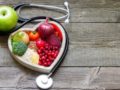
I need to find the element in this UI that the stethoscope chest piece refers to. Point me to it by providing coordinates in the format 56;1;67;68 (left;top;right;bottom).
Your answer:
36;74;53;89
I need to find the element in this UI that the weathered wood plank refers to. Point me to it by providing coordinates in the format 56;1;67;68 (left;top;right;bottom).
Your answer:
1;0;120;8
0;88;104;90
0;88;85;90
67;23;120;43
90;67;120;89
0;67;27;88
0;67;99;89
71;8;120;23
1;67;120;89
19;7;120;23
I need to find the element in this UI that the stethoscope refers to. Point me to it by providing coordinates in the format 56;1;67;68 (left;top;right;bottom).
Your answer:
8;2;70;89
14;1;70;23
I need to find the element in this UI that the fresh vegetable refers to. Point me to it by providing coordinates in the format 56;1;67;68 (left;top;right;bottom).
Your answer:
51;23;62;41
36;39;46;49
46;34;61;48
29;31;39;41
12;31;29;44
12;41;27;56
37;18;54;39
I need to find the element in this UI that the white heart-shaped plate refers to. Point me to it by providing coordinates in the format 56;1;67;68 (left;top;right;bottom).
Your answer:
8;21;67;73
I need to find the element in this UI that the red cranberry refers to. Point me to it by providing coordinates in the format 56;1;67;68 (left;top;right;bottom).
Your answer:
48;52;51;56
39;60;43;65
41;56;46;60
55;46;59;50
51;52;55;56
50;57;54;61
55;51;59;55
37;49;41;54
43;62;48;66
45;43;49;46
44;50;48;54
39;53;43;57
53;53;57;58
40;47;44;50
46;59;50;62
49;50;52;53
47;61;51;66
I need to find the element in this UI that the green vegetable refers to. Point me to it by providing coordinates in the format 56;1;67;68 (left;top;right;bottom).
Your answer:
12;41;27;56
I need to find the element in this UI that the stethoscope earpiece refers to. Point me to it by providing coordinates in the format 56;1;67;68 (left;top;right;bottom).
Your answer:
65;19;69;24
64;1;68;7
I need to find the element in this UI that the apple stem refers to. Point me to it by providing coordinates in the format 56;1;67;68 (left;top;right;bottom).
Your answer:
2;11;6;16
45;17;49;23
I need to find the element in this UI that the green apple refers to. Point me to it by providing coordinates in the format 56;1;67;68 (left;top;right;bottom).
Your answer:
12;31;29;44
0;6;18;32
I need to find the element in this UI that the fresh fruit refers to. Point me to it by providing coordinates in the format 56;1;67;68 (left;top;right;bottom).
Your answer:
12;41;27;56
31;52;39;64
37;43;59;67
12;31;29;44
29;31;40;41
0;6;18;32
37;18;54;39
51;23;62;41
46;34;61;48
21;48;39;64
36;39;46;49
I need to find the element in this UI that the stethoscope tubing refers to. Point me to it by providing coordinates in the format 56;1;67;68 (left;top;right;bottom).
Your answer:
48;19;69;76
14;2;70;23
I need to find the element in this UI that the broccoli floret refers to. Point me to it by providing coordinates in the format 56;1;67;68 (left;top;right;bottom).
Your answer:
12;41;27;56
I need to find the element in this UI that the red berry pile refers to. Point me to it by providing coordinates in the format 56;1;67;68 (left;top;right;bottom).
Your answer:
37;41;59;67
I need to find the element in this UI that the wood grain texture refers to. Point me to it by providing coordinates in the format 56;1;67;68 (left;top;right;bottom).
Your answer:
0;88;104;90
1;0;120;8
0;67;103;89
1;0;120;90
0;67;120;90
17;7;120;23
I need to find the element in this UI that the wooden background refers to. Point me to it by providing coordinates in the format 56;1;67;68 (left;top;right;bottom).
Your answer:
1;0;120;90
